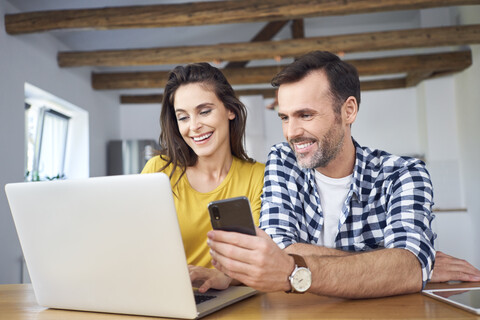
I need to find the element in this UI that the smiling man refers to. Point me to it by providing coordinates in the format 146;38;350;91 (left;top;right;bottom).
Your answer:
207;51;480;298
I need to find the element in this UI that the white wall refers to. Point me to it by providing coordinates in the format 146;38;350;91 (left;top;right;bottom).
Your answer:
0;2;121;284
119;104;161;141
454;43;480;267
353;88;421;156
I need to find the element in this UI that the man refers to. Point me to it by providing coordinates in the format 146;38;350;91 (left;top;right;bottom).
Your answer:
207;51;480;298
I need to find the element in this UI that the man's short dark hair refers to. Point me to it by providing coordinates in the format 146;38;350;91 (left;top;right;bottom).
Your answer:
271;51;361;112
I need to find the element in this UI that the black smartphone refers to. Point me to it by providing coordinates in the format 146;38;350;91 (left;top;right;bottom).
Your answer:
208;196;256;236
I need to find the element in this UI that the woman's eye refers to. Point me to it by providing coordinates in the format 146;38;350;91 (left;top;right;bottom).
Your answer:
200;109;211;116
177;115;188;122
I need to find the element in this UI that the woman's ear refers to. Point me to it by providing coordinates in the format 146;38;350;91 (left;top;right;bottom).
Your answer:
343;97;358;125
228;110;236;120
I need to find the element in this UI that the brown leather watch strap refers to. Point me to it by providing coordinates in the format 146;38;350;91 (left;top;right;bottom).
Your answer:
289;254;307;268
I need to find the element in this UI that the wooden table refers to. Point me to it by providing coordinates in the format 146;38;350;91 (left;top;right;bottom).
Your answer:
1;282;479;319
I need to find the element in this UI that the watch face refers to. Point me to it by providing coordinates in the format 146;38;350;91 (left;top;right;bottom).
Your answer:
292;267;312;292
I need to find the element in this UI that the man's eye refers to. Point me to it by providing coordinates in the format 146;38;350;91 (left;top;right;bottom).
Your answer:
301;114;312;119
279;116;288;122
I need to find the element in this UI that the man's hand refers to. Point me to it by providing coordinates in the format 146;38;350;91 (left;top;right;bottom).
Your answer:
207;227;294;292
189;265;233;293
430;251;480;283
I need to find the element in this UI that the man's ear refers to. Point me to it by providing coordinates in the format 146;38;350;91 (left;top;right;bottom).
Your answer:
343;96;358;125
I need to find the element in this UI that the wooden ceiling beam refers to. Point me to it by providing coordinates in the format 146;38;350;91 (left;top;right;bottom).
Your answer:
92;50;471;90
361;78;407;91
119;77;409;104
93;71;169;90
405;71;434;87
6;0;480;35
291;19;305;39
59;24;480;67
120;94;163;104
225;20;289;69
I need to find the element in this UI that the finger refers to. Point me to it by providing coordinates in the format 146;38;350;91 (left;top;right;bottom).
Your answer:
198;280;212;293
189;269;204;283
207;230;258;250
212;259;255;288
208;238;259;266
189;266;211;283
210;247;256;279
448;271;480;282
188;265;197;272
438;257;480;276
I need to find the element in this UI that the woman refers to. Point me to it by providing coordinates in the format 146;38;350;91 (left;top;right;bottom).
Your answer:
142;63;265;292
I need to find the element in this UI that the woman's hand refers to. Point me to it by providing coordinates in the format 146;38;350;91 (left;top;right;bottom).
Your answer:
189;265;233;293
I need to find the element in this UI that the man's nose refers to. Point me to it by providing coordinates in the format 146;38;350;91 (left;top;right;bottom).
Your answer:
285;118;303;141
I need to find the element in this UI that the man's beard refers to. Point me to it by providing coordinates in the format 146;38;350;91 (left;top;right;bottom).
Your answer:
291;121;345;170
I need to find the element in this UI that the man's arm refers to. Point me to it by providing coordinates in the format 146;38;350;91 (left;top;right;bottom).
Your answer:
207;228;422;298
284;243;352;257
303;247;422;298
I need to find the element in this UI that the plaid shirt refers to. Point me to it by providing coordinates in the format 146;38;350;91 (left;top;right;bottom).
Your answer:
260;140;436;287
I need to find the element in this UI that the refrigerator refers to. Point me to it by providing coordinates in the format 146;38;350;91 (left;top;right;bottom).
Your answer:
107;140;159;175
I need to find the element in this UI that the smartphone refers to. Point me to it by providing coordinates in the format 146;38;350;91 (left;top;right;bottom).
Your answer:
208;196;256;236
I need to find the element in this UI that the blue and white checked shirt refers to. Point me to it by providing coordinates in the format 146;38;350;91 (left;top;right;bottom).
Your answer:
260;140;436;287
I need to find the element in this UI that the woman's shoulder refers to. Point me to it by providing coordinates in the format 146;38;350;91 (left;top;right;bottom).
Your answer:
141;155;172;174
233;157;265;175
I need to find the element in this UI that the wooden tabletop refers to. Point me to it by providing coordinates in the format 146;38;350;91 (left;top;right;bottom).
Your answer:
1;282;479;320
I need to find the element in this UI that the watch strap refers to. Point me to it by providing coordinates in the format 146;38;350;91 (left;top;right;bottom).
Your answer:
289;253;307;268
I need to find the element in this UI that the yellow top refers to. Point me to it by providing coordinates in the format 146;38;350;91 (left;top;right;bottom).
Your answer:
141;156;265;268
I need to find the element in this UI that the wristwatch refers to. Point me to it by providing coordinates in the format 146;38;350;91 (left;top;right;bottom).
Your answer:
287;254;312;293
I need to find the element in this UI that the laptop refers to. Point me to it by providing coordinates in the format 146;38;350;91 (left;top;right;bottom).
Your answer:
5;173;256;319
423;287;480;315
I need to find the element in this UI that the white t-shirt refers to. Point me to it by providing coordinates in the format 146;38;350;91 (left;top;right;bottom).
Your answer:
314;170;352;248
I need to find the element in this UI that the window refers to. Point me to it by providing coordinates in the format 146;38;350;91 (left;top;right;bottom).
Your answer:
24;83;89;181
25;105;70;181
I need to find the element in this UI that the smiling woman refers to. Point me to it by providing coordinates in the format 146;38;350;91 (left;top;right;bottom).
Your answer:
141;63;265;293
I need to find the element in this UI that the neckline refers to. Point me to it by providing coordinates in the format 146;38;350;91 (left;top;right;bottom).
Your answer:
184;156;238;195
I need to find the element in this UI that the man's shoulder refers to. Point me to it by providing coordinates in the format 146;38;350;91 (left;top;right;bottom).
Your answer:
356;143;428;179
268;142;296;162
265;142;308;183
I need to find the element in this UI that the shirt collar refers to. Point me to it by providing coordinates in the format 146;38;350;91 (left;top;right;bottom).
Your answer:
303;138;365;201
351;138;366;201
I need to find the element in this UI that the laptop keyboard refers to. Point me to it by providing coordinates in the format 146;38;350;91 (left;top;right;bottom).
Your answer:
194;294;217;305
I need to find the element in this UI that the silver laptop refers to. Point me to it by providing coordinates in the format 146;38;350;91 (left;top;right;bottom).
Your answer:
5;173;256;319
423;287;480;315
